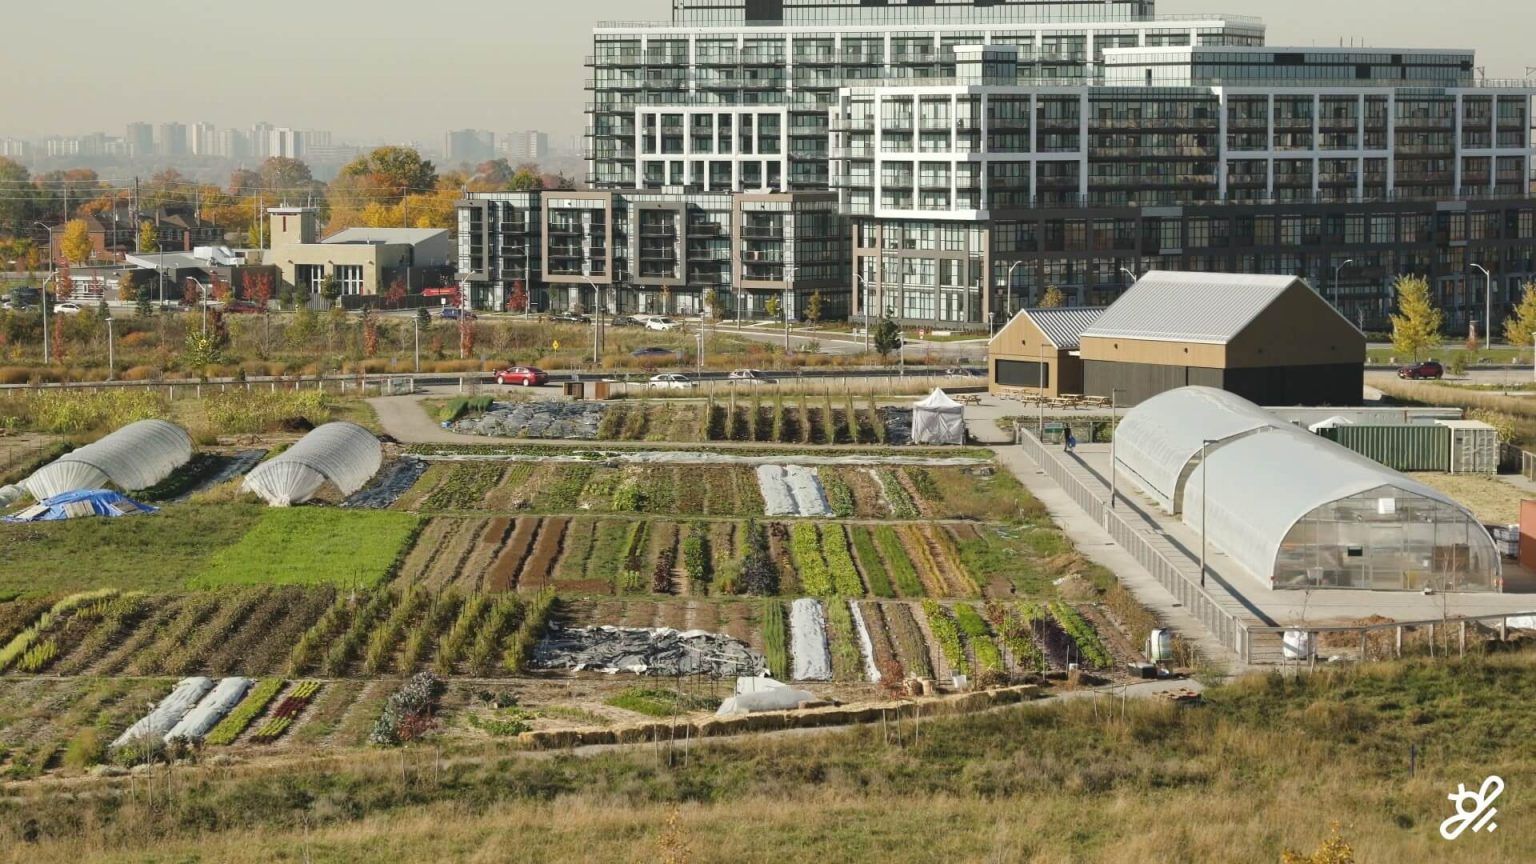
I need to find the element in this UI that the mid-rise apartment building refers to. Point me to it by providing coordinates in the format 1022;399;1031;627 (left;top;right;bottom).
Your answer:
456;0;1534;333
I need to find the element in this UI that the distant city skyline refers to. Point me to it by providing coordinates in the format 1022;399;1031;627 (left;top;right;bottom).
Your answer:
1;0;1531;144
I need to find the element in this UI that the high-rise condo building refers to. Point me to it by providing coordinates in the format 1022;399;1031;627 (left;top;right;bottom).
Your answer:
456;0;1534;333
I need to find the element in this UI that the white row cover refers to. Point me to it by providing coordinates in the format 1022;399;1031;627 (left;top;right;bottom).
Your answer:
755;465;831;517
1114;386;1286;513
847;601;882;683
789;598;832;681
165;677;253;742
24;419;192;501
111;677;214;749
243;422;382;506
716;676;818;715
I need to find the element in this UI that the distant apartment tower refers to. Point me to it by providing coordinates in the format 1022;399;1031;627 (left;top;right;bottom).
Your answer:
445;129;495;164
502;131;549;160
0;139;29;158
251;122;275;159
268;128;304;160
125;122;154;157
215;128;249;160
190;122;218;157
156;122;187;157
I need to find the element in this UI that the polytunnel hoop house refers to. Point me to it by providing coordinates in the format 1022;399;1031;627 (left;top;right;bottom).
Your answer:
20;419;193;501
1115;387;1501;592
242;422;382;507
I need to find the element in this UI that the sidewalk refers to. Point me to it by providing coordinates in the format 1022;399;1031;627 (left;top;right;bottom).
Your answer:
964;413;1249;669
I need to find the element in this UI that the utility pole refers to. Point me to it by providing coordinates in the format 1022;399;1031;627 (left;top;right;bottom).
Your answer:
133;177;141;253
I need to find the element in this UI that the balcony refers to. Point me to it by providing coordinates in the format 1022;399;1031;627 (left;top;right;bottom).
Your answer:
881;118;915;132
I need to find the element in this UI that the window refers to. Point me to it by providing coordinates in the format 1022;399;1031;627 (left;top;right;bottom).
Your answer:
335;265;365;296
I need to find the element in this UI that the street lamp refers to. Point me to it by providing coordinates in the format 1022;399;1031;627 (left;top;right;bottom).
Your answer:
1119;267;1137;284
1332;259;1354;307
854;272;873;352
782;264;795;355
32;222;55;364
105;317;115;381
1005;260;1024;315
1471;263;1492;345
1109;388;1124;510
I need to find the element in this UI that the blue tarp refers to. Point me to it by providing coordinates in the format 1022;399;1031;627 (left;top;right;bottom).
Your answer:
3;489;158;523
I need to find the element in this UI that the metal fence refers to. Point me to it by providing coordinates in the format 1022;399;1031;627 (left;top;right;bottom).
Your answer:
1016;427;1261;663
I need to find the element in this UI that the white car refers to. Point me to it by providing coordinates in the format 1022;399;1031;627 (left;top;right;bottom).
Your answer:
52;302;83;315
645;316;681;331
646;373;696;390
727;369;777;384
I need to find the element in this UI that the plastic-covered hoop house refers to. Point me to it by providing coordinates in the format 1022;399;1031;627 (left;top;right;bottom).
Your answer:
22;419;192;500
1116;387;1500;592
242;422;382;506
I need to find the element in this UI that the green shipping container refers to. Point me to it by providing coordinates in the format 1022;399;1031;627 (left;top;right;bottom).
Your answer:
1317;425;1450;471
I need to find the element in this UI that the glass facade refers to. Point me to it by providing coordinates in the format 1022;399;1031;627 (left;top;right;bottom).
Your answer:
453;0;1534;327
1275;485;1500;592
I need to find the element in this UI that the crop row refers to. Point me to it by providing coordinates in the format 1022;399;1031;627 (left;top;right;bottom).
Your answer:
251;681;322;744
205;678;286;745
1049;602;1113;669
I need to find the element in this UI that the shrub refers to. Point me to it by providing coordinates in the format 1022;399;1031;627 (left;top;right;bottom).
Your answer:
369;672;445;746
61;727;107;770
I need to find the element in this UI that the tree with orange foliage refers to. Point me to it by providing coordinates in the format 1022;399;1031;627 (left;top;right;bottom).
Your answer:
459;314;475;358
384;274;408;309
362;309;379;357
508;280;529;314
209;274;232;303
242;269;274;310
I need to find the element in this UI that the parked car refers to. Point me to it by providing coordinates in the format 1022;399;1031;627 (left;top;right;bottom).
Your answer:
646;373;696;390
494;365;549;387
52;302;83;315
439;307;475;320
727;368;777;384
610;315;641;327
550;312;591;324
224;300;263;314
645;316;681;331
1397;360;1444;380
630;346;677;359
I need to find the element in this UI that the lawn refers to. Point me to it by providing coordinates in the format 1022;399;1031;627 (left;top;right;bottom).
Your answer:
1407;471;1524;524
190;508;420;589
0;503;264;595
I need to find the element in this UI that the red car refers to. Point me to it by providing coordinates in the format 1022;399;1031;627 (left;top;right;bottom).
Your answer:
1397;360;1444;380
494;365;548;387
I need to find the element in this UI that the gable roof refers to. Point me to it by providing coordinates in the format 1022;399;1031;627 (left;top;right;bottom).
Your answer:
1027;306;1105;349
1080;271;1303;345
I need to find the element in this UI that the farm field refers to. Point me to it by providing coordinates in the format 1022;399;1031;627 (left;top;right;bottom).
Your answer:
392;460;1022;522
448;393;917;444
387;515;1073;600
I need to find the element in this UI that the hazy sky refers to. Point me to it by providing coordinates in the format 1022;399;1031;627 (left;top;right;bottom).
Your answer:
2;0;1528;145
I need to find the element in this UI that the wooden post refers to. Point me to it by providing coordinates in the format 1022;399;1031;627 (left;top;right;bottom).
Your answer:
1500;617;1508;642
1460;620;1466;657
1395;625;1403;658
1428;623;1435;657
1359;629;1368;662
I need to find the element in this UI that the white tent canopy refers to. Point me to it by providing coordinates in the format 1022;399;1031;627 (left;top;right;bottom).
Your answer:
242;422;381;506
912;389;965;445
22;419;192;500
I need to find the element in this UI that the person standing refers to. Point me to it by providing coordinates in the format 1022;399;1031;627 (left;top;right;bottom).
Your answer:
1065;430;1077;453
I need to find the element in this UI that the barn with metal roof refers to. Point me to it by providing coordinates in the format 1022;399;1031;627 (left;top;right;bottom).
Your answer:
1118;387;1501;592
986;306;1105;397
1078;271;1365;406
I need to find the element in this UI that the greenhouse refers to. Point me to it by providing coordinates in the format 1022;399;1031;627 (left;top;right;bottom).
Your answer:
1113;386;1288;514
19;419;193;501
242;422;382;507
1116;387;1500;592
